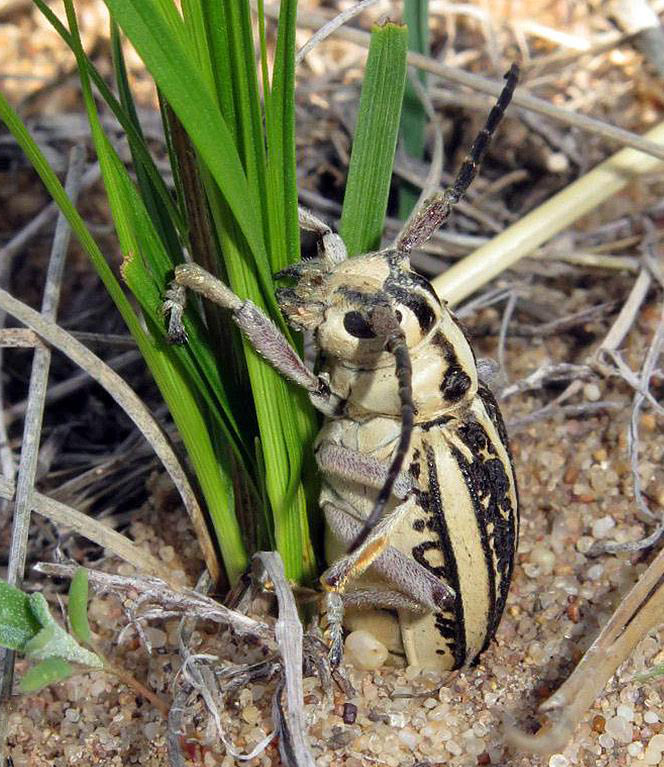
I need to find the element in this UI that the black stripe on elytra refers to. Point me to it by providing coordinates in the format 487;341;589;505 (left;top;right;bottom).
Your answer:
422;443;467;668
452;414;517;653
431;332;472;403
450;443;497;655
477;384;520;542
419;413;454;431
383;283;436;333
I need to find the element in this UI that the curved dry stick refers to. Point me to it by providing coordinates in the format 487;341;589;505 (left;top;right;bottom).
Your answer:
0;287;220;583
506;544;664;754
0;476;174;582
267;3;664;161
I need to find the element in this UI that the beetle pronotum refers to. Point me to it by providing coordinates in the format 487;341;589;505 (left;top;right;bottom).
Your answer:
164;64;519;671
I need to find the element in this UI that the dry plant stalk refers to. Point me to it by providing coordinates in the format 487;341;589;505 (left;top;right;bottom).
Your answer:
506;544;664;754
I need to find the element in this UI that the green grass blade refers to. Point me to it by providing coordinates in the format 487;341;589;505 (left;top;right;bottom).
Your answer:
205;189;317;583
33;0;186;240
110;22;182;261
102;0;268;273
63;1;248;583
399;0;429;219
67;568;91;645
340;22;408;256
264;0;299;273
218;0;268;238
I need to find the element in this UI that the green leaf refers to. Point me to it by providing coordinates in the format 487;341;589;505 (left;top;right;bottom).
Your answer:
340;22;408;256
68;568;91;644
264;0;299;273
0;581;40;651
110;21;182;261
102;0;269;273
25;593;102;668
19;657;75;693
33;0;186;241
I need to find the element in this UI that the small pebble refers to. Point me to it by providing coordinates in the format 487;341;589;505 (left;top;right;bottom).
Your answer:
592;715;606;733
645;711;660;724
158;545;175;562
576;536;594;554
648;733;664;751
546;152;569;173
592;516;615;539
548;755;568;767
241;705;260;725
598;733;614;750
627;742;643;757
529;545;555;575
604;715;632;744
584;383;601;402
586;564;604;581
344;631;388;671
387;712;407;728
343;703;357;725
645;733;664;765
617;704;634;721
446;739;462;756
397;728;417;750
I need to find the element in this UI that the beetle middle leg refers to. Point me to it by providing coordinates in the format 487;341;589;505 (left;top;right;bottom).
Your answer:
322;500;454;611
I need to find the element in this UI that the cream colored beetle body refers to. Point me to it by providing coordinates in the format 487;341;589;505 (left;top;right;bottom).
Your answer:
310;251;518;669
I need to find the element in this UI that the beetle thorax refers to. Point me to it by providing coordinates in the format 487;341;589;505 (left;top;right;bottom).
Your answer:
324;308;478;420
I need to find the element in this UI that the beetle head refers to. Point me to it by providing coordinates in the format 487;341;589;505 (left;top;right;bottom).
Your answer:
276;248;445;362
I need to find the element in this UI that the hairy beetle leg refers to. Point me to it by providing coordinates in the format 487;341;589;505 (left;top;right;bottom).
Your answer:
162;263;342;407
163;282;189;345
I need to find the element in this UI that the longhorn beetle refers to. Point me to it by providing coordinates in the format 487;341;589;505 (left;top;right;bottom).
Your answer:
164;64;519;671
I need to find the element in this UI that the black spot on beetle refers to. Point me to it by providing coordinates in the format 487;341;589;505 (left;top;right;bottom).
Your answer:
384;284;436;333
343;311;376;339
441;368;472;402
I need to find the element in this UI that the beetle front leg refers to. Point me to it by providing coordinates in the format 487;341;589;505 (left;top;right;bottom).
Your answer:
163;263;341;412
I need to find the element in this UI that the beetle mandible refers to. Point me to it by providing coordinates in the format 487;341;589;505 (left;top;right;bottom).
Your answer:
164;64;520;671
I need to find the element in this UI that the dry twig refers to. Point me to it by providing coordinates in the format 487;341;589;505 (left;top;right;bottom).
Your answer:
0;285;220;582
0;147;85;764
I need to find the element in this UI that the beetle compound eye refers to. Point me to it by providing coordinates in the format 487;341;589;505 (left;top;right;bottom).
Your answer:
343;311;377;339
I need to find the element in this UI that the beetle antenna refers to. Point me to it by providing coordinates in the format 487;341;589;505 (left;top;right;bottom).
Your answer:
397;63;519;253
349;304;415;553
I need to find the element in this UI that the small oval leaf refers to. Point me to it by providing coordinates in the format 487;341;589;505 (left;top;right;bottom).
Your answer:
68;568;91;644
19;657;74;693
0;580;41;651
